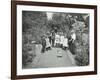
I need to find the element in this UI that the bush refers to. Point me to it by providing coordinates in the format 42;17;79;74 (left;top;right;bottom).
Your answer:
22;43;36;67
75;46;89;66
69;32;89;66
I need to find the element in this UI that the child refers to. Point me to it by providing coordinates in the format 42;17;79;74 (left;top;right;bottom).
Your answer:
55;33;60;47
45;36;51;51
41;35;46;53
60;33;64;48
63;36;68;50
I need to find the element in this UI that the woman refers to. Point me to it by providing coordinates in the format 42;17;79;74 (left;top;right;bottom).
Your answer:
51;30;55;47
70;30;76;43
45;35;51;51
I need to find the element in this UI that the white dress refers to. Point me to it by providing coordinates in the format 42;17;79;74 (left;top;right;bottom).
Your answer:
45;38;51;48
60;35;64;45
55;34;60;44
63;38;68;47
71;33;76;42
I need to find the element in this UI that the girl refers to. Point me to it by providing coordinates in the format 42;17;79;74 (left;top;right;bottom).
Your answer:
45;36;51;51
63;36;68;50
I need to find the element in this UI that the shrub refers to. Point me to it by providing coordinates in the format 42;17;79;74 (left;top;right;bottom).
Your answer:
22;43;36;67
75;46;89;66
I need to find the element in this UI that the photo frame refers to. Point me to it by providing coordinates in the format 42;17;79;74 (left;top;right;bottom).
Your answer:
11;1;97;80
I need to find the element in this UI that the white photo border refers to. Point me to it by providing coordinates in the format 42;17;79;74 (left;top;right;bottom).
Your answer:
17;5;94;75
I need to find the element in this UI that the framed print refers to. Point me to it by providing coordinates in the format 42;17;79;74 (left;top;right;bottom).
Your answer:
11;1;97;80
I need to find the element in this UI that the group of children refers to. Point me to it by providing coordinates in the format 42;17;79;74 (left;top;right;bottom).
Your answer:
55;32;68;50
41;30;76;53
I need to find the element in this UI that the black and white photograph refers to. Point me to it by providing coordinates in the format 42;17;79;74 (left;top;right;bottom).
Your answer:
22;11;90;69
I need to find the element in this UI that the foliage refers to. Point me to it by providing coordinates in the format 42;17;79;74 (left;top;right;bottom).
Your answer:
75;45;89;66
22;43;36;67
22;11;89;66
22;11;47;66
